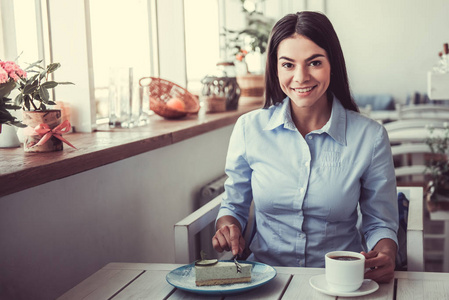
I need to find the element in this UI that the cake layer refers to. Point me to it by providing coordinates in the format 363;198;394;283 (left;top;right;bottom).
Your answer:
196;276;251;286
195;261;252;286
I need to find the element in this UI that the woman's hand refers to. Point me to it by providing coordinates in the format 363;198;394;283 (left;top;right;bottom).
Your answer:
212;216;245;256
362;238;397;283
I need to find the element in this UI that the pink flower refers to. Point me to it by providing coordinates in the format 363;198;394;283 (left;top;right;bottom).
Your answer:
0;67;8;84
0;60;26;83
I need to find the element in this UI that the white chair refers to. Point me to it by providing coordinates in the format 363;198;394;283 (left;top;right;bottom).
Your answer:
384;119;447;132
398;104;449;121
391;143;431;182
174;187;424;271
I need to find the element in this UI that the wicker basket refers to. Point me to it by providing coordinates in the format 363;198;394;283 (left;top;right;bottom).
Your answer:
139;77;200;119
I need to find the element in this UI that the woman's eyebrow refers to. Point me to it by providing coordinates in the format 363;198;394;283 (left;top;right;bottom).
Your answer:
278;53;325;62
305;54;325;62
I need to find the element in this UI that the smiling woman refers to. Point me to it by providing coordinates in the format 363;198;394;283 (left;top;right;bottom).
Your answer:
213;11;399;285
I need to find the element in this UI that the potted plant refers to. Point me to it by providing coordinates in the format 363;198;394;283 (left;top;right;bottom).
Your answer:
15;60;74;152
0;60;27;147
224;0;274;104
424;123;449;211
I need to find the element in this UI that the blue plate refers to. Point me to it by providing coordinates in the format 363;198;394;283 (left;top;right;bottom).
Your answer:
166;260;277;295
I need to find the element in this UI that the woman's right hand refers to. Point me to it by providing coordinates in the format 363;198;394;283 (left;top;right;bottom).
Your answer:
212;216;245;256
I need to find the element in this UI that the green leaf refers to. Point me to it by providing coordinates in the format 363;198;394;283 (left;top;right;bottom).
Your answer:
14;93;23;106
12;121;27;128
57;81;75;85
47;63;61;73
40;70;47;80
38;86;50;101
47;101;57;106
24;59;44;71
40;103;46;110
0;80;16;98
4;104;21;110
24;98;31;110
41;81;58;89
22;80;39;95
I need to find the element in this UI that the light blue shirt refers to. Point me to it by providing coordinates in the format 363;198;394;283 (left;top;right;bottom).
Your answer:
217;96;399;267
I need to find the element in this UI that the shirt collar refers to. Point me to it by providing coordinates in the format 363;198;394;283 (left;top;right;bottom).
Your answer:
264;97;297;131
264;95;347;146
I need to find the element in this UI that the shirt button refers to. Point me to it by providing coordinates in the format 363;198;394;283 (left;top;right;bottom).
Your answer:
300;188;305;194
305;161;310;167
308;136;313;140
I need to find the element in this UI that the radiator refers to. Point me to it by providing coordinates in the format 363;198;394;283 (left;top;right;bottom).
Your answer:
197;174;227;259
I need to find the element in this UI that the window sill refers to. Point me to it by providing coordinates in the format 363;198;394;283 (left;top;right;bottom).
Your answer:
0;104;260;198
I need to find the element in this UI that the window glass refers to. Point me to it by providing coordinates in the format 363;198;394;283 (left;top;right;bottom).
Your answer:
184;0;220;95
13;0;40;65
89;0;152;121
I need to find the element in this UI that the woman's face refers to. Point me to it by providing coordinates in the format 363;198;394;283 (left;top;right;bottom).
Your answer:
277;34;331;110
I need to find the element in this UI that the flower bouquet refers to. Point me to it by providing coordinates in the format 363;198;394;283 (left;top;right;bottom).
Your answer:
14;60;75;152
0;60;27;130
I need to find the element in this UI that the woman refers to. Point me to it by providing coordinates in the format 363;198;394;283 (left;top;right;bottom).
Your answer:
212;11;398;283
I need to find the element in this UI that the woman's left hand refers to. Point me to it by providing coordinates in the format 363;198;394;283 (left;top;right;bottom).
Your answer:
362;238;397;283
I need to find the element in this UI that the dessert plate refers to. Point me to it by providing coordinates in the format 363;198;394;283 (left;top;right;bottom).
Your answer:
166;261;277;295
309;274;379;297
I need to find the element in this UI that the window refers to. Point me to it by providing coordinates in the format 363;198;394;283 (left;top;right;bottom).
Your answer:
89;0;153;122
2;0;285;132
183;0;220;96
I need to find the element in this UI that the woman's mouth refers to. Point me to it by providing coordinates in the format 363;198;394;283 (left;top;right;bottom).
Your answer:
291;85;316;94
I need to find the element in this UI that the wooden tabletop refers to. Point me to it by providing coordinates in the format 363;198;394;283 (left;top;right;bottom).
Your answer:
0;104;260;198
57;263;449;300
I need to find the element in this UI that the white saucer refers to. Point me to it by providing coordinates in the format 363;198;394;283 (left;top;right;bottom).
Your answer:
309;274;379;297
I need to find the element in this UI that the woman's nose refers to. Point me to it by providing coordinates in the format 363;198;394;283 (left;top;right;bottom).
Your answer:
294;66;310;83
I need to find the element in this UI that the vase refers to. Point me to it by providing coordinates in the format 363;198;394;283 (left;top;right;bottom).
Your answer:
236;74;264;106
0;124;21;148
22;110;63;152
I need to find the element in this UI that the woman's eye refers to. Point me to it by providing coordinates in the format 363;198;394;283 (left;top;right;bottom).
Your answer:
281;62;294;69
309;60;322;67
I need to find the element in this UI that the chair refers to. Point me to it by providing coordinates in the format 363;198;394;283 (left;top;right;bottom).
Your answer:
384;119;448;133
398;104;449;121
174;187;424;271
391;143;431;183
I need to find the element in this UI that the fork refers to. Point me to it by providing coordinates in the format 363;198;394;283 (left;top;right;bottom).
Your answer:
233;255;242;273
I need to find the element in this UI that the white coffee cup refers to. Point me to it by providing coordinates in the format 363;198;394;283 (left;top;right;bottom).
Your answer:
325;251;365;292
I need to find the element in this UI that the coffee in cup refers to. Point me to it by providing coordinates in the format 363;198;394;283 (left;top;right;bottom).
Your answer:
325;251;365;292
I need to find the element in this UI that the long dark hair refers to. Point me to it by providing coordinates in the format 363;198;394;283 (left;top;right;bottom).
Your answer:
264;11;358;112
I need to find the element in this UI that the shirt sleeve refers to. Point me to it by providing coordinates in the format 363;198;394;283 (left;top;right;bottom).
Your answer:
216;116;253;230
359;125;399;251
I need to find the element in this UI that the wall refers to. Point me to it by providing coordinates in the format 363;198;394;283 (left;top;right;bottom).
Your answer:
255;0;449;103
0;125;233;300
326;0;449;103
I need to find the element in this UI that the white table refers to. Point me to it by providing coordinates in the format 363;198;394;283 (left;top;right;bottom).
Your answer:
57;263;449;299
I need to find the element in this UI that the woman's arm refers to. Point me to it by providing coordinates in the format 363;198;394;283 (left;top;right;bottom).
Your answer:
213;116;253;257
360;125;399;282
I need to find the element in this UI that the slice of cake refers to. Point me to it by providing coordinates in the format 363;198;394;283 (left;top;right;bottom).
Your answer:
195;260;252;286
